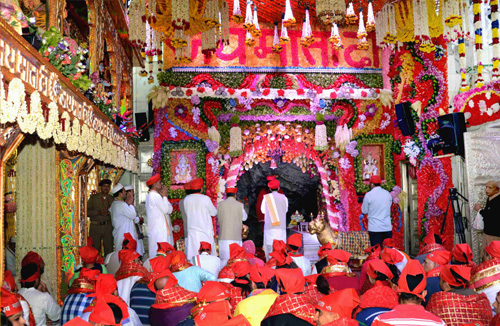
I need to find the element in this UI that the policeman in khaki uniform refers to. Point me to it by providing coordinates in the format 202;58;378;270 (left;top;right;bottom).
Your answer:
87;179;114;255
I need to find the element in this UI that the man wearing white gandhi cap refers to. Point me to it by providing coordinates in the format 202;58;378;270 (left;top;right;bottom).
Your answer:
109;183;144;255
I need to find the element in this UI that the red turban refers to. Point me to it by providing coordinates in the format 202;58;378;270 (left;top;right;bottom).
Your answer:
381;248;404;265
367;259;393;281
89;294;129;325
199;242;212;252
315;288;360;318
1;289;23;317
220;314;251;326
191;178;204;190
440;265;471;288
269;251;293;267
485;241;500;259
118;249;140;264
21;251;43;268
287;233;302;249
266;176;277;181
268;179;280;189
365;244;382;261
229;243;246;260
326;249;351;264
275;268;305;294
80;245;99;264
398;260;427;299
2;271;16;292
218;266;235;280
65;317;91;325
382;238;394;248
87;274;117;298
148;256;177;293
20;264;40;283
197;281;230;303
452;243;473;264
318;243;333;259
370;175;382;184
249;265;275;285
427;250;452;266
122;233;137;251
157;242;175;255
194;301;232;326
169;250;192;272
232;261;252;279
146;174;161;186
226;188;237;194
184;181;192;190
272;239;286;254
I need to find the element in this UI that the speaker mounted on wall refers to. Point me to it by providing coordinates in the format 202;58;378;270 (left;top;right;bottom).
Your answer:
395;102;416;136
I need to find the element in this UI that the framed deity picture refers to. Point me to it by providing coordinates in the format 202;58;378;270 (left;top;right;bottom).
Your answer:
170;150;197;186
354;134;395;193
360;144;385;182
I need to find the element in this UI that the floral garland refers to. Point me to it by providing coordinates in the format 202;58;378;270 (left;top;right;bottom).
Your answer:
492;0;500;80
473;0;484;87
1;77;22;124
18;91;40;134
353;134;396;193
37;102;58;140
160;140;208;199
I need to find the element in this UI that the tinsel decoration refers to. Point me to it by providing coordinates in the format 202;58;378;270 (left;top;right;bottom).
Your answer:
251;5;262;37
229;116;242;157
473;0;483;87
300;7;314;47
201;0;221;56
346;2;358;25
280;14;290;44
315;114;328;151
492;0;500;80
443;0;462;42
243;1;255;31
272;21;283;53
219;0;230;46
375;4;397;47
414;0;435;53
316;0;346;26
366;0;376;32
283;0;296;28
329;23;343;50
245;31;255;47
172;0;190;31
231;0;243;24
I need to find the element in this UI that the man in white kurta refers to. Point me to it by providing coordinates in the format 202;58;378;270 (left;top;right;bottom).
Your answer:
184;178;217;260
261;179;288;260
145;174;173;258
217;187;248;265
109;183;144;256
191;241;222;277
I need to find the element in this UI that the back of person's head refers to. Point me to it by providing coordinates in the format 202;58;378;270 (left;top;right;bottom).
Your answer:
20;263;39;288
1;311;10;326
231;276;253;297
276;261;299;269
108;303;123;325
316;275;330;295
398;292;423;304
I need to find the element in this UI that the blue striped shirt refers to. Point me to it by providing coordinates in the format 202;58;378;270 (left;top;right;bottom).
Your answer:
130;282;155;326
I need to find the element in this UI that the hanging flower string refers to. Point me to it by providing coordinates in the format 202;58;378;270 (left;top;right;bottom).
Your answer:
346;2;358;25
458;0;470;91
272;21;283;53
473;0;484;87
251;5;262;37
231;0;243;24
243;1;255;31
300;7;314;48
366;0;376;32
357;8;369;50
283;0;296;28
329;23;343;50
280;14;290;44
492;0;500;80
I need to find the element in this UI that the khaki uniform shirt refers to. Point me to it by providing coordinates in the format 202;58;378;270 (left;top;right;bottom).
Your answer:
87;193;114;222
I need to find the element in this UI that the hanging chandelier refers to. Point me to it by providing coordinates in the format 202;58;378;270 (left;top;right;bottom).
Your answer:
316;0;347;26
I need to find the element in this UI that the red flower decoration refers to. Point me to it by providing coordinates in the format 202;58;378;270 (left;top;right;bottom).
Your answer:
169;86;175;90
317;89;323;94
241;91;248;97
263;89;271;96
361;91;367;97
277;89;285;96
297;89;305;95
186;89;193;96
330;92;337;99
250;87;256;92
228;88;235;95
197;87;205;93
212;85;219;91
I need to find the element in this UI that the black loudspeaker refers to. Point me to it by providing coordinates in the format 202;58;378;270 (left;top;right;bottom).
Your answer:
395;102;416;136
135;112;150;142
438;112;466;157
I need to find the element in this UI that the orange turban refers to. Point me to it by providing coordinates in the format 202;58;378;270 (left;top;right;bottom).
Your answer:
398;260;427;300
367;259;393;281
275;268;305;294
427;250;452;266
315;288;360;318
146;174;161;186
439;265;471;288
485;241;500;259
452;243;474;264
80;245;99;264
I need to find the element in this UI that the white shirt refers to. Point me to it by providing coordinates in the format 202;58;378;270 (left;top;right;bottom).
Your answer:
260;191;288;245
184;193;217;260
291;256;313;277
361;186;393;232
110;200;143;255
145;190;173;257
19;287;61;326
104;251;120;276
191;252;222;277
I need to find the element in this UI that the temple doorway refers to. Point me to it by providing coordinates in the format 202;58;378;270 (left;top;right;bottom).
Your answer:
235;161;320;248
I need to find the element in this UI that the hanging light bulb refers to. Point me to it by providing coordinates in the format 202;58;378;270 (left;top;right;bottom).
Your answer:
251;5;261;37
366;0;376;32
346;2;358;25
243;1;255;31
272;21;283;53
329;22;343;50
231;0;244;24
283;0;296;27
280;13;290;44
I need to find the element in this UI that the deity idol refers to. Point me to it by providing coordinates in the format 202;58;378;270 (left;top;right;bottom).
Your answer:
363;154;378;180
174;154;192;184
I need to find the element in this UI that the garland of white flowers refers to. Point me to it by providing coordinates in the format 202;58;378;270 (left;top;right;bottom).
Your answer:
66;118;80;152
283;0;296;28
243;1;254;31
1;77;23;124
128;0;146;49
367;1;376;32
443;0;461;42
53;111;70;144
357;9;369;50
280;17;290;44
414;0;434;53
172;0;190;31
329;22;344;49
36;100;58;140
18;91;40;134
473;0;484;87
376;4;397;48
